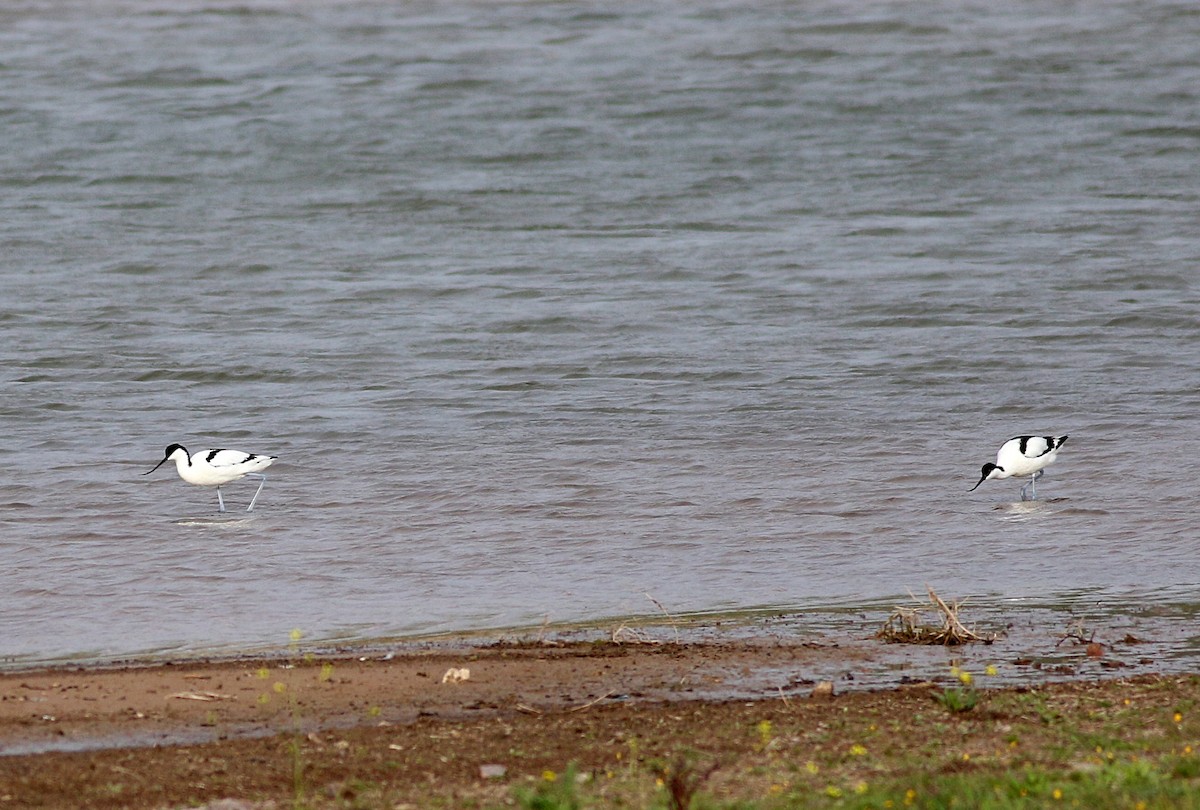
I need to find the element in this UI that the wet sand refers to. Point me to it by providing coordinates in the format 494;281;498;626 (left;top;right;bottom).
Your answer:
0;632;876;758
0;611;1195;808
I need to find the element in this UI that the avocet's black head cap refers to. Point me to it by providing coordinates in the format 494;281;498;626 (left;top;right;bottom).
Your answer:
969;462;1001;492
144;444;188;475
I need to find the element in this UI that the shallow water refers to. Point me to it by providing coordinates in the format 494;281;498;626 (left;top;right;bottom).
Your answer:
2;0;1200;665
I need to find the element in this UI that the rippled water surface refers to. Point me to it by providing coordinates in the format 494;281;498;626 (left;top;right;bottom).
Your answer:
3;0;1200;665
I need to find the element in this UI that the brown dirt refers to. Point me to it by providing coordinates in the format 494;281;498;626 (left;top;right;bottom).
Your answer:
0;618;1195;809
0;635;868;757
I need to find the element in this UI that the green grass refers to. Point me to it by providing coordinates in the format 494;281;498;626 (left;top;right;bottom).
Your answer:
20;672;1199;810
499;682;1200;810
936;686;980;714
505;754;1200;810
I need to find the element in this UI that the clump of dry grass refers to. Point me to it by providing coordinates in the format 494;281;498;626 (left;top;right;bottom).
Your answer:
650;753;720;810
878;586;996;645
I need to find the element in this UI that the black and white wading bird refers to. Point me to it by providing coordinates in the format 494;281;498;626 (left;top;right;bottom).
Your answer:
969;435;1068;501
144;444;277;512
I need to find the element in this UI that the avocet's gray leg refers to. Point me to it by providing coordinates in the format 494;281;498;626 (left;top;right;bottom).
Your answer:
246;474;267;512
1021;470;1044;502
216;486;227;513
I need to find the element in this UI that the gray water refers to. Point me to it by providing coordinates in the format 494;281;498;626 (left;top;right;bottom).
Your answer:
3;0;1200;666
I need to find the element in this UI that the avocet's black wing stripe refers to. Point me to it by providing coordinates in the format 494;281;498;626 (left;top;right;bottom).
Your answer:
1015;436;1052;459
205;449;258;467
1014;435;1067;459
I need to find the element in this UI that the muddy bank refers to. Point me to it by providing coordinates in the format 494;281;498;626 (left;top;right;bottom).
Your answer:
1;604;1192;758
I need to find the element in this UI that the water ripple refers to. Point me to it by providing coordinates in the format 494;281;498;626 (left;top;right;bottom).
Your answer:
1;0;1199;664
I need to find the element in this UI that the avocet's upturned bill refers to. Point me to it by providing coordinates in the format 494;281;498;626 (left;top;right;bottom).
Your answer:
969;435;1068;501
144;444;276;512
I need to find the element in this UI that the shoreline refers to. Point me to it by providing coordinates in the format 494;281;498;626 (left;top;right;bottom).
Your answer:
2;604;1193;755
5;590;1192;677
1;646;1198;810
2;610;1198;808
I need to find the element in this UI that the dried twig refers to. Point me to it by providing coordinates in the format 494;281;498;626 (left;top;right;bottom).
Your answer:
535;614;551;644
877;586;994;645
568;690;615;713
611;623;660;645
1056;619;1098;648
646;593;682;644
651;755;721;810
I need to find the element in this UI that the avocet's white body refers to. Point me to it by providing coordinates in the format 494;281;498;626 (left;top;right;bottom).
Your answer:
145;444;276;512
970;435;1068;501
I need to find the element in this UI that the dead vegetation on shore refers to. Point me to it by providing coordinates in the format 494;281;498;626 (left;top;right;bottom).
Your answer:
877;586;998;645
